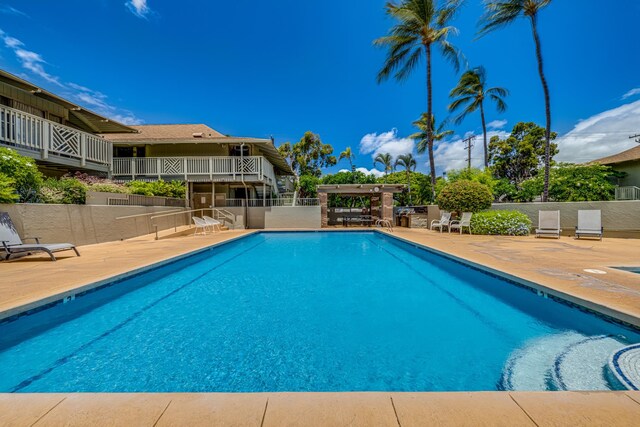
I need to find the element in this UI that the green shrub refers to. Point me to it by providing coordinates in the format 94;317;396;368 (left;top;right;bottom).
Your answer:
0;172;19;203
436;180;493;213
0;147;43;202
470;210;532;236
40;178;87;204
297;174;320;198
88;183;130;194
126;180;185;198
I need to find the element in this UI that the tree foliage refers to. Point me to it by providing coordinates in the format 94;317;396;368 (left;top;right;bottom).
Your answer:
278;131;336;178
0;172;19;203
489;122;557;187
297;174;321;198
0;147;43;202
377;171;432;206
126;180;186;198
436;180;493;213
322;171;377;208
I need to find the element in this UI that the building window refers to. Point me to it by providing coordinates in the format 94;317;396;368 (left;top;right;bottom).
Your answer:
230;145;250;157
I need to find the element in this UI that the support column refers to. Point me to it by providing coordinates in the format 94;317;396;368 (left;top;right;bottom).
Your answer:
211;182;215;208
382;192;393;223
319;193;328;228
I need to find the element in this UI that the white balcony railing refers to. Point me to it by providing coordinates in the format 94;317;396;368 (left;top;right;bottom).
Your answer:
615;186;640;201
113;156;278;185
0;105;112;168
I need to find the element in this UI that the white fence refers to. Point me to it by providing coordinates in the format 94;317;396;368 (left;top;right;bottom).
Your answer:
113;156;277;184
0;105;112;167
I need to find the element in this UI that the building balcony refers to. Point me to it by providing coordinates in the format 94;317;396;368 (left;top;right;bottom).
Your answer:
0;105;113;172
112;156;278;185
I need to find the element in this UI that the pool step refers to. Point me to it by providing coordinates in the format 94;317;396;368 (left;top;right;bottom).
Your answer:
502;332;625;391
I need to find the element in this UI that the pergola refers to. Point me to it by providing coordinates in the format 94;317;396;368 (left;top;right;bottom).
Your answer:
317;184;405;228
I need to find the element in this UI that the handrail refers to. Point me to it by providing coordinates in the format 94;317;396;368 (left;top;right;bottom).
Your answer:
115;209;184;220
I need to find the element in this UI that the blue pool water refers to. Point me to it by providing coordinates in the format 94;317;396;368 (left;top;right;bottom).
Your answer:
1;231;638;392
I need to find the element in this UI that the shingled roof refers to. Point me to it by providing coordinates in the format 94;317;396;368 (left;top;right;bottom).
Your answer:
102;124;226;141
593;145;640;165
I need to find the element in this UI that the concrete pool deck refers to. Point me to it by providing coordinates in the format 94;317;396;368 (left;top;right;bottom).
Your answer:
2;228;640;425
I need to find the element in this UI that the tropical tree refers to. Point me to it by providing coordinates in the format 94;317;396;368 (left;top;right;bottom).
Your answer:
278;131;337;178
448;66;508;167
339;146;356;171
410;113;454;197
479;0;553;201
375;0;463;194
395;153;417;204
374;153;394;182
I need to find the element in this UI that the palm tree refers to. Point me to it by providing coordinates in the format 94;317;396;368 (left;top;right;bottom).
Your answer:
374;153;394;182
479;0;553;201
375;0;463;195
448;66;508;168
395;153;417;204
339;146;356;171
410;113;453;198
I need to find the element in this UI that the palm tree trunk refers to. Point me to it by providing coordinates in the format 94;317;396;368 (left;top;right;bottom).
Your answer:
479;101;488;168
530;15;552;202
406;169;411;205
425;42;436;201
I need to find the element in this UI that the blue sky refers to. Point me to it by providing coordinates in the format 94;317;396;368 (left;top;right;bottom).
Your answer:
1;0;639;176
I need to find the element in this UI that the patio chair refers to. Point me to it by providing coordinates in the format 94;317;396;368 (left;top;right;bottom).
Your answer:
535;210;562;239
0;212;80;261
430;211;451;233
450;212;473;235
192;217;210;235
575;210;603;240
202;215;222;232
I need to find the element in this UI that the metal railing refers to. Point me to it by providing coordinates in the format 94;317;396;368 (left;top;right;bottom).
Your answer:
615;186;640;200
112;155;278;185
148;208;236;239
246;198;319;207
0;105;112;167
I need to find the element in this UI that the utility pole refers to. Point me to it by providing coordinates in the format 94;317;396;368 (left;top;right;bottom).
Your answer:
630;134;640;143
463;135;476;170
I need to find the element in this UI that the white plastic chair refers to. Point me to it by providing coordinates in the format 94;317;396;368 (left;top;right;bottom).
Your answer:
535;210;561;238
192;217;209;235
202;215;222;232
430;212;451;233
575;210;603;240
449;212;473;234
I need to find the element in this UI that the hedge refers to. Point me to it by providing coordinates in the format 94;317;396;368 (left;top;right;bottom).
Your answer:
470;210;532;236
436;180;493;213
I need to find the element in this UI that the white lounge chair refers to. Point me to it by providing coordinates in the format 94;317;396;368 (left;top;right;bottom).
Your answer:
0;212;80;261
202;215;222;232
535;210;561;238
450;212;473;234
575;210;603;240
192;217;210;235
431;212;451;233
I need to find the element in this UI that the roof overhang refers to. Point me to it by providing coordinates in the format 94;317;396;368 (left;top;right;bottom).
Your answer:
317;184;405;195
0;69;137;134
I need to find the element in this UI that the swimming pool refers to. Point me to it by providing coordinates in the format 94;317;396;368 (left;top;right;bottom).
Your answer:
0;231;638;392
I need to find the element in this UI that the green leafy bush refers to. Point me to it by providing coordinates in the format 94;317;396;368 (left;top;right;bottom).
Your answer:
470;210;532;236
126;180;185;198
40;178;87;204
297;174;320;198
88;183;129;194
436;180;493;213
0;147;43;202
0;172;19;203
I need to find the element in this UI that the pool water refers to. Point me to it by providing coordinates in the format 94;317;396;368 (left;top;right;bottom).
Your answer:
0;231;638;392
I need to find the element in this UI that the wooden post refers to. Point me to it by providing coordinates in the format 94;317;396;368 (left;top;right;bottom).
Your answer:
80;134;86;166
42;121;50;160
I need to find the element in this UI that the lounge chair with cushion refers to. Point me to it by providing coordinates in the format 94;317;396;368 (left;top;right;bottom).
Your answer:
0;212;80;261
575;210;603;240
450;212;473;235
202;215;222;232
535;210;562;239
430;211;451;233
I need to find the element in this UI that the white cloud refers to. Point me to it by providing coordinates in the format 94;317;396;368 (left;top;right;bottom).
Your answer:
555;99;640;163
487;119;507;129
434;130;510;173
0;5;27;17
622;88;640;100
359;128;414;160
338;167;385;178
0;28;143;125
126;0;152;18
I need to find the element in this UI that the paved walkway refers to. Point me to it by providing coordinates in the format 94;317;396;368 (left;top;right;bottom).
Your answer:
2;391;640;426
2;229;640;425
